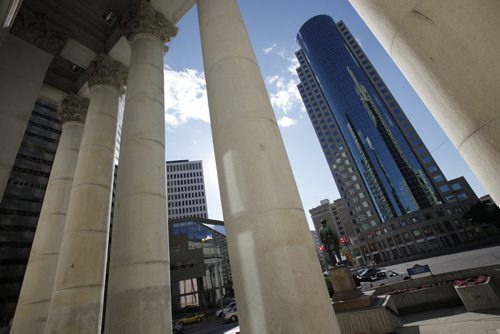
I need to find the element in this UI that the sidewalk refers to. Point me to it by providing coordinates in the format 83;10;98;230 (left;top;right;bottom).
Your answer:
397;306;500;334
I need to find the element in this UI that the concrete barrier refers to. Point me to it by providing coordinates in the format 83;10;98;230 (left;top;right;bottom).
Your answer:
388;282;460;314
455;276;500;312
371;265;500;314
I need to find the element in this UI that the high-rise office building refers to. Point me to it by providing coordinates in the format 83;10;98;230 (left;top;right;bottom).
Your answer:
0;100;61;325
297;16;483;265
166;160;208;220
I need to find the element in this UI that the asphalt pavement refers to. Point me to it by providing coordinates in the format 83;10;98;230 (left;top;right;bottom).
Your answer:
384;245;500;275
182;318;238;334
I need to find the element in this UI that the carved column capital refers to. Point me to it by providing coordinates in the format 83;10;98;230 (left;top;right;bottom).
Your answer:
58;93;89;124
11;7;69;56
86;54;128;91
120;0;178;44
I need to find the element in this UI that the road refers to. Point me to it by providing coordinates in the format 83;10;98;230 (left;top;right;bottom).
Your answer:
182;319;238;334
384;245;500;274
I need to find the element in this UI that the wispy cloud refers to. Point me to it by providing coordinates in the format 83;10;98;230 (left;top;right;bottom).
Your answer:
269;76;301;114
164;65;209;127
277;116;297;128
264;51;303;119
263;43;277;54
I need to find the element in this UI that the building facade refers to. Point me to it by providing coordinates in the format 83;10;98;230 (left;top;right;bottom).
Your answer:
166;160;208;220
169;217;232;312
0;100;61;326
298;16;484;265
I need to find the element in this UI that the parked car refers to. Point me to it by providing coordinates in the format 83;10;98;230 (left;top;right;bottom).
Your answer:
175;312;205;325
360;270;410;290
216;301;237;318
224;325;240;334
223;305;238;322
356;267;382;281
172;322;183;334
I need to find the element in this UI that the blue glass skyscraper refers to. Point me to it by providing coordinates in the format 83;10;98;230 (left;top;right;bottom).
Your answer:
297;16;479;265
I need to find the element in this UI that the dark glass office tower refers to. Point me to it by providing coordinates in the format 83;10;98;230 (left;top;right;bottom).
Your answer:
0;100;61;325
297;16;485;265
297;15;445;223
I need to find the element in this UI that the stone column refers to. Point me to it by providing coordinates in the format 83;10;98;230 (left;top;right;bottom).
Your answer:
10;94;88;334
197;0;341;333
348;0;500;203
44;54;126;333
0;8;67;200
104;2;176;333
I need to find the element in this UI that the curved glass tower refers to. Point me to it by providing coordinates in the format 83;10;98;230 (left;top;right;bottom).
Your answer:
297;15;440;222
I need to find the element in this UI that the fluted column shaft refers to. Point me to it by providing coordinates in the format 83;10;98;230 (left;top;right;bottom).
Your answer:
44;55;126;333
11;94;88;334
197;0;340;333
104;1;177;333
349;0;500;203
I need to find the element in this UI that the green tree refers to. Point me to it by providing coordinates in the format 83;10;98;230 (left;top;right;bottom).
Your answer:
463;201;500;228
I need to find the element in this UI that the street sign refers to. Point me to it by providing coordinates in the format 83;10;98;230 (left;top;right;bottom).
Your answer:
407;264;432;277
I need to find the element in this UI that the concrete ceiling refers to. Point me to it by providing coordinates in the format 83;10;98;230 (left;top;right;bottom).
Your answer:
12;0;195;95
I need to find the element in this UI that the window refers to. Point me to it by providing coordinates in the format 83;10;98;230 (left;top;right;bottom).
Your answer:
412;229;423;239
428;165;438;173
399;220;408;228
439;185;450;192
451;183;462;191
433;175;444;182
422;225;433;236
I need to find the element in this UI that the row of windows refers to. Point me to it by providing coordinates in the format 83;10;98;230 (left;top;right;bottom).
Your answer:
168;185;204;193
167;171;202;179
168;206;206;215
169;198;206;207
166;162;202;172
167;179;203;187
167;191;205;200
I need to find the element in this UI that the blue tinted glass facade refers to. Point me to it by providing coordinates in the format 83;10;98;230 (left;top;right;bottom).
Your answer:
297;15;439;221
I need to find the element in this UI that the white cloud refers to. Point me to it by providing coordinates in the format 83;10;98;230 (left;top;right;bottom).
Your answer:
164;65;210;127
277;116;297;128
287;56;300;75
263;50;305;116
263;43;277;54
266;75;280;84
355;37;363;48
268;75;302;114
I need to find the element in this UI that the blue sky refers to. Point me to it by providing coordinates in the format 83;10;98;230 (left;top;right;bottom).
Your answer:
163;0;485;229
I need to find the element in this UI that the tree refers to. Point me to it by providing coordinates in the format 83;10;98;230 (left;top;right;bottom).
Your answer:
463;201;500;228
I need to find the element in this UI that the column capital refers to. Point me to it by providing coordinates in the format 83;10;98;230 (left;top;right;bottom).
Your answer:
11;7;69;56
120;0;178;44
86;54;128;91
58;93;89;124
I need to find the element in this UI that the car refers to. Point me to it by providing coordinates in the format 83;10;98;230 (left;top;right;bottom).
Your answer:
172;322;183;334
356;267;382;282
360;270;410;290
223;305;238;322
175;312;206;325
215;301;236;318
224;325;240;334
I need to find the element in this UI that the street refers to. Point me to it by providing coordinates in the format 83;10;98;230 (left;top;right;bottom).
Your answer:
181;319;238;334
384;245;500;275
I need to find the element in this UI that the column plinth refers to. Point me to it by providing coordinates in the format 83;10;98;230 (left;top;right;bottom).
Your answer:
44;54;127;333
10;94;88;334
104;1;176;333
197;0;341;333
